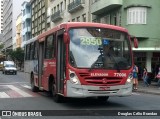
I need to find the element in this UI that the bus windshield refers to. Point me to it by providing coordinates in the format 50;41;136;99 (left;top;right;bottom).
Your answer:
69;28;132;70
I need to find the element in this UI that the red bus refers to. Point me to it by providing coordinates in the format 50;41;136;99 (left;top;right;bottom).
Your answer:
24;22;138;102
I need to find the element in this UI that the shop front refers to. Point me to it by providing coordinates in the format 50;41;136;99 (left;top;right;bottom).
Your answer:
134;52;160;81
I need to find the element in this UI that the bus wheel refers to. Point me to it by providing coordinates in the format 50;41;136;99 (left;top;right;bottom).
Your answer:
30;74;39;92
51;83;63;103
97;96;109;102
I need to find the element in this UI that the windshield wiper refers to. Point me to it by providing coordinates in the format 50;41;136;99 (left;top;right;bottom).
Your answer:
69;51;77;67
89;56;104;72
89;63;95;72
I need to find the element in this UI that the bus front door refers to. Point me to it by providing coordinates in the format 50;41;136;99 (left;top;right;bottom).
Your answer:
56;32;66;94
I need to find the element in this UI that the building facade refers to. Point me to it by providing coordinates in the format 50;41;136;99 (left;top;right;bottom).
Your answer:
30;0;48;38
12;36;16;50
3;0;26;50
90;0;160;74
48;0;90;29
16;13;22;49
21;1;31;48
15;0;159;75
0;0;3;34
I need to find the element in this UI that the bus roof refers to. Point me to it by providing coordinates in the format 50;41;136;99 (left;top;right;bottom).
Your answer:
25;36;38;45
38;22;128;41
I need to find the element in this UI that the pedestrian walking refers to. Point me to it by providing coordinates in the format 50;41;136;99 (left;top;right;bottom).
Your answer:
155;67;160;88
142;67;149;87
155;65;160;77
132;64;139;90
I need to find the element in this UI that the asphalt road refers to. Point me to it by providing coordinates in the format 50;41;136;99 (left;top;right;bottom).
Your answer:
0;72;160;119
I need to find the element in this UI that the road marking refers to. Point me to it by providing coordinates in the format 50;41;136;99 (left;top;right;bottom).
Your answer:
6;90;23;98
21;84;31;89
7;85;32;97
0;92;10;98
0;84;39;98
0;82;29;85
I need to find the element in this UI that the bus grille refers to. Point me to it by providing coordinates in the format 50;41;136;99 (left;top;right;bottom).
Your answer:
88;89;119;94
79;73;122;85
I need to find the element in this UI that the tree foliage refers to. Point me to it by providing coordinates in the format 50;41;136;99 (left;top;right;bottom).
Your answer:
0;43;4;50
10;48;24;61
9;48;24;70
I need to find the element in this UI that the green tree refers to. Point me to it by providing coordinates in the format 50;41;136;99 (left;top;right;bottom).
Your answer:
0;43;5;62
0;43;4;50
9;48;24;70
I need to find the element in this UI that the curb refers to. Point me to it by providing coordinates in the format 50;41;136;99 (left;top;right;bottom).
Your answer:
134;90;160;95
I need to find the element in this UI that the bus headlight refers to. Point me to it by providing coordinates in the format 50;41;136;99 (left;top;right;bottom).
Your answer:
126;73;133;85
69;70;80;85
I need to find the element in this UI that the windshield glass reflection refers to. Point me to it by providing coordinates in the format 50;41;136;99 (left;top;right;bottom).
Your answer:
69;28;132;70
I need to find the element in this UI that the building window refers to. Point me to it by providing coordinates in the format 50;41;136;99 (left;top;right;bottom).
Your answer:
127;7;147;24
23;10;25;16
60;2;63;11
91;0;100;4
64;0;66;10
77;16;80;22
82;14;86;22
72;18;75;22
54;7;56;13
57;5;59;11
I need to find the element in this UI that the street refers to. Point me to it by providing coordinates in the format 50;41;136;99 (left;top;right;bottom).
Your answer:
0;72;160;119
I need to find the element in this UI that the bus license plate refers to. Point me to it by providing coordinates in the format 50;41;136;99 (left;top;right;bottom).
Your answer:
99;87;110;90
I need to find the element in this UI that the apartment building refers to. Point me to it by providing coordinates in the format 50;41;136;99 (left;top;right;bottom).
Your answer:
48;0;90;29
0;0;3;34
3;0;26;50
12;36;16;50
16;13;22;49
90;0;160;74
30;0;47;38
21;1;31;48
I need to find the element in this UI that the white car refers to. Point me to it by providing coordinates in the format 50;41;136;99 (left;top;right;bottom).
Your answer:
2;61;17;75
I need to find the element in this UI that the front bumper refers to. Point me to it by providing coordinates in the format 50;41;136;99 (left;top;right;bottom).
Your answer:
5;70;17;73
66;80;132;98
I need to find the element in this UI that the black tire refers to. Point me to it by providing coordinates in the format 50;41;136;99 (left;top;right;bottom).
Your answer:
97;96;109;102
30;74;39;92
51;82;63;103
4;71;7;75
14;71;17;75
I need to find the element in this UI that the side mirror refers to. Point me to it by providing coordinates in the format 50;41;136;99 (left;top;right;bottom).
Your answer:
134;37;138;48
64;32;69;44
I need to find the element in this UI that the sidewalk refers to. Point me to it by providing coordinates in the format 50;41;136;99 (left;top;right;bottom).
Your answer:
134;80;160;95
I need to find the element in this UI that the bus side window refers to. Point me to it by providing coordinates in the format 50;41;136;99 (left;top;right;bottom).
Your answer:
44;35;54;59
30;42;34;60
25;44;31;60
34;41;38;59
25;45;27;60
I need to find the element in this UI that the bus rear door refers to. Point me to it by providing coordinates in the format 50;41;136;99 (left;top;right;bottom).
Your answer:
38;41;45;89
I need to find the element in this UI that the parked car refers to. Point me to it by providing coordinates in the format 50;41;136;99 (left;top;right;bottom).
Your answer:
2;61;17;75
